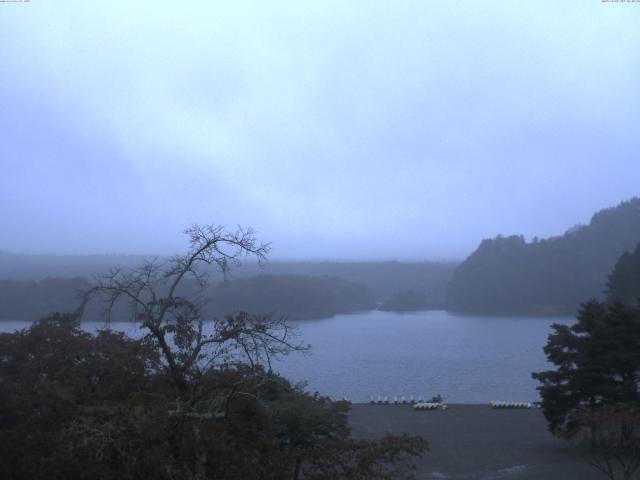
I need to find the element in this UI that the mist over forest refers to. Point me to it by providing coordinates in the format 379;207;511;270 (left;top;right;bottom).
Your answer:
2;197;639;321
0;257;456;320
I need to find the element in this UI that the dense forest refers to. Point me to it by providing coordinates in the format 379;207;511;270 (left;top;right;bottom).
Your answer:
251;261;456;305
607;241;640;306
206;275;375;320
447;198;640;315
0;277;89;321
0;253;456;305
0;274;375;321
378;289;440;312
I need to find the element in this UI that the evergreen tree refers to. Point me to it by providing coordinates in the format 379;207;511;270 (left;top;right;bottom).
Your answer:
607;242;640;307
532;301;640;435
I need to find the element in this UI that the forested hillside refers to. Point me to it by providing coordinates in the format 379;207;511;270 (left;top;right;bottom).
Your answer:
0;275;375;321
207;274;375;320
447;198;640;315
607;241;640;306
0;253;456;305
0;278;89;321
378;289;440;312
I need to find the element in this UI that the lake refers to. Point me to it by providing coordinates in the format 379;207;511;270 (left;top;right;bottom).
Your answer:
0;310;574;403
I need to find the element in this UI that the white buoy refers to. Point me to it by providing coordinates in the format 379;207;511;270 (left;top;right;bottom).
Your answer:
492;401;531;409
414;401;448;411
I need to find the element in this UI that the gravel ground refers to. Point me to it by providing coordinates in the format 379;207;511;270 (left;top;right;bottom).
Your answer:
349;404;605;480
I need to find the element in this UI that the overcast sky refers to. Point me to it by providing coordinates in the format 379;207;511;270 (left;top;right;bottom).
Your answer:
1;1;639;260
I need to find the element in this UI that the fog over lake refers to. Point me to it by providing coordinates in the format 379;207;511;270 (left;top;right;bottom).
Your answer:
1;310;573;403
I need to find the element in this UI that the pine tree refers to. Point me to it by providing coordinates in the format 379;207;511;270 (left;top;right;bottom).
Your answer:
533;300;640;435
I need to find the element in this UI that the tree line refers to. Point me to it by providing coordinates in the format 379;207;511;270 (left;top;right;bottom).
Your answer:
0;274;375;322
447;197;640;315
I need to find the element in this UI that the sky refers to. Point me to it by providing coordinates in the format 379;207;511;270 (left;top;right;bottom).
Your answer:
1;1;639;260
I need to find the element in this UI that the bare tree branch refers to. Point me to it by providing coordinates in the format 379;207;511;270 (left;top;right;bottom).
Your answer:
78;224;303;406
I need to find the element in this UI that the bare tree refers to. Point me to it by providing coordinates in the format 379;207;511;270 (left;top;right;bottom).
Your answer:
79;224;308;401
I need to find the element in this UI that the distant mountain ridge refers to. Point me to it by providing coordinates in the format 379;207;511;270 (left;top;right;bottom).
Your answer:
0;254;457;304
446;197;640;315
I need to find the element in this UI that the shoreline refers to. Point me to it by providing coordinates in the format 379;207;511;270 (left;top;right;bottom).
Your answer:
349;404;601;479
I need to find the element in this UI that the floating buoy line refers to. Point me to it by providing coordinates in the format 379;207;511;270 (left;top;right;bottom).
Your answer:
490;401;532;409
369;395;424;405
364;396;534;410
414;402;448;410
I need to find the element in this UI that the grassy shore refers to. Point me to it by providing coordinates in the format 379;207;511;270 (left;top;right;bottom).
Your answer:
349;404;604;479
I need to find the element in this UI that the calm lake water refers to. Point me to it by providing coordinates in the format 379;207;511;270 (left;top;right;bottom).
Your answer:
0;310;574;403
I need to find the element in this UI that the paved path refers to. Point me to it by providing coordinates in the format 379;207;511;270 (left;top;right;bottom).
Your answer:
349;404;605;480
